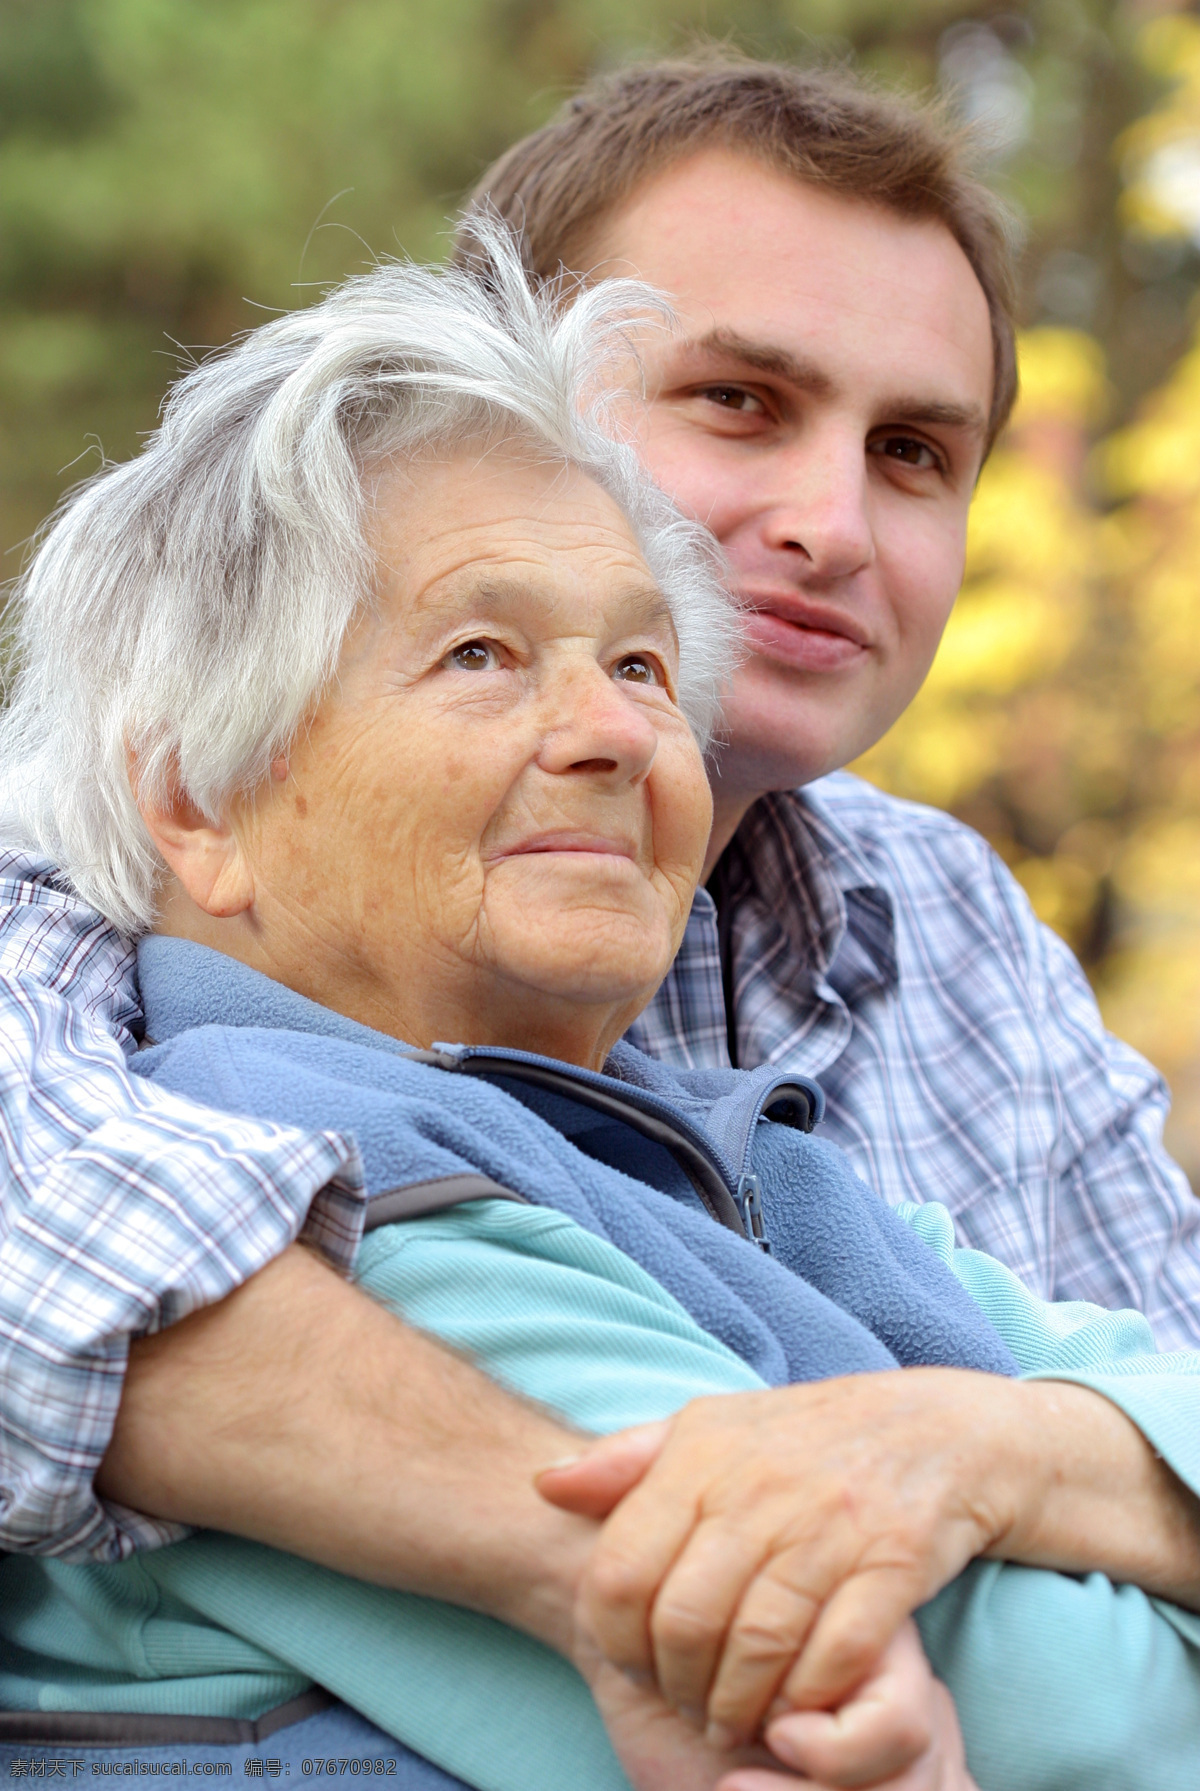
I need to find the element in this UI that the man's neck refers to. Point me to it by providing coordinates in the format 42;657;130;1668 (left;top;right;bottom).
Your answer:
703;788;761;880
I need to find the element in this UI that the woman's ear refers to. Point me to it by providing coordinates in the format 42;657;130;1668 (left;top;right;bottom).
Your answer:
134;768;254;920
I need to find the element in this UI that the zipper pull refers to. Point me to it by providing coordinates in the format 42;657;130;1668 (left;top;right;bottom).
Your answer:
409;1043;467;1069
735;1172;771;1252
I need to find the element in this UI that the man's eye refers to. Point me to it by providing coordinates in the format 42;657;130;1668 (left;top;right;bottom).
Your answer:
612;655;661;686
447;640;497;671
871;435;940;470
698;386;766;415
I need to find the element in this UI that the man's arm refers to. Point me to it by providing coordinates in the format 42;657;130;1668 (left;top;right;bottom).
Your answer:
98;1241;593;1653
0;855;361;1556
0;992;362;1557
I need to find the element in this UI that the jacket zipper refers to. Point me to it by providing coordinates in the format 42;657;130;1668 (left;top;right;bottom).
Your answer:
416;1045;822;1255
420;1045;748;1237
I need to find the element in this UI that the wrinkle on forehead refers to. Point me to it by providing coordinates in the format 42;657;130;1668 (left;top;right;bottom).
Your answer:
453;576;678;643
383;519;660;610
369;451;655;595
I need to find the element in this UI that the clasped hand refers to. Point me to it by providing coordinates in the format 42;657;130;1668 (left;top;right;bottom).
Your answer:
539;1368;1020;1780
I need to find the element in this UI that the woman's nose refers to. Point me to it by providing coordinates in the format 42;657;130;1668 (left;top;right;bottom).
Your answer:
536;660;659;783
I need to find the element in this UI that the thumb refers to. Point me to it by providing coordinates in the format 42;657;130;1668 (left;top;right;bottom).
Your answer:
534;1420;671;1519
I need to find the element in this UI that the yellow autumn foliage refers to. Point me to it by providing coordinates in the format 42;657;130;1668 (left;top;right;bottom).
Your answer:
1097;318;1200;1172
854;324;1102;811
1119;14;1200;242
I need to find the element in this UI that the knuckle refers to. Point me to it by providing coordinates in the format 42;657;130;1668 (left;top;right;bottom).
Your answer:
650;1597;720;1657
726;1611;801;1666
823;1621;883;1682
588;1549;654;1613
765;1554;826;1601
673;1394;726;1439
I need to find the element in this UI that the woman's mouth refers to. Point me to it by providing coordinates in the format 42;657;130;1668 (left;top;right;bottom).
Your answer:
494;831;639;863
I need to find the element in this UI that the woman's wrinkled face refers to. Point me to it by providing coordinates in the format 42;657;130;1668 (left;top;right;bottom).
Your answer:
228;448;713;1066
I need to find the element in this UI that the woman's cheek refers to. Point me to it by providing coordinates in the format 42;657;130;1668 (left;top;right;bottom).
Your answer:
653;736;713;878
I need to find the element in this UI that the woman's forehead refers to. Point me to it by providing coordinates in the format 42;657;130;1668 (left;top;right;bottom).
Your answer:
370;449;666;630
374;446;633;540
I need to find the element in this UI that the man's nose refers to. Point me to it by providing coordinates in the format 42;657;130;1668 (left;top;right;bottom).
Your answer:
760;431;874;581
536;659;659;783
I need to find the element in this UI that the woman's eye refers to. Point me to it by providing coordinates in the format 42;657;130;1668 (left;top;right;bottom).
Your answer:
447;640;497;671
871;435;940;471
698;385;766;415
612;655;661;686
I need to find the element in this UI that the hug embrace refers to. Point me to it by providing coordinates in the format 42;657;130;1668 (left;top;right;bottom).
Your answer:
1;57;1200;1791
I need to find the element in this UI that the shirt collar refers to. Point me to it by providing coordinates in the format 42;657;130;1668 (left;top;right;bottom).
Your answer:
730;788;898;995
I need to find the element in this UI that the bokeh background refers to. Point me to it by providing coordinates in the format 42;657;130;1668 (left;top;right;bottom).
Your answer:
4;0;1200;1171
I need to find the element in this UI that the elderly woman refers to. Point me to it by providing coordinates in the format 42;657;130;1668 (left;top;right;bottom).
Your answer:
2;236;1200;1791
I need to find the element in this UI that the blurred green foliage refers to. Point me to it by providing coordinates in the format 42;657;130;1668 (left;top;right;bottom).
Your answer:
4;0;1200;1169
2;0;1193;552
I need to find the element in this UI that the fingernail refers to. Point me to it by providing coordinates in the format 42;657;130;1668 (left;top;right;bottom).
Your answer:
537;1455;584;1473
705;1722;737;1751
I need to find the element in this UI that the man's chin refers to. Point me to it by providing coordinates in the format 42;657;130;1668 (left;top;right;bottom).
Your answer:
712;667;889;795
707;726;852;799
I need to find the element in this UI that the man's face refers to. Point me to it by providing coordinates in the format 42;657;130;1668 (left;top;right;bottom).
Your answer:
589;150;996;801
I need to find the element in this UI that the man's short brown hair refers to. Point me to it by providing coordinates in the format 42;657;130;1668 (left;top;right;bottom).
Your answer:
458;56;1019;447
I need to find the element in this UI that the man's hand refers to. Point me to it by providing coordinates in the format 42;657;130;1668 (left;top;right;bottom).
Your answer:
538;1369;1200;1745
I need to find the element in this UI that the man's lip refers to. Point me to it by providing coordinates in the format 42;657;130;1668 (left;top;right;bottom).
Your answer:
738;590;871;648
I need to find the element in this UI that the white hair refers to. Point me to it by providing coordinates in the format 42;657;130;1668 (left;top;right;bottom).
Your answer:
0;225;738;935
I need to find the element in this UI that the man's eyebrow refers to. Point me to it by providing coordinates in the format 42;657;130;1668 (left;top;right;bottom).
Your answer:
679;327;837;397
677;328;989;442
883;398;989;441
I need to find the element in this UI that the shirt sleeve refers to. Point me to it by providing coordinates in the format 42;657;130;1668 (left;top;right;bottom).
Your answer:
962;841;1200;1351
0;852;368;1561
900;1199;1200;1507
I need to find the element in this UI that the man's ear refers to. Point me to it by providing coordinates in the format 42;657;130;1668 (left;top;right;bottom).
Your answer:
134;765;254;920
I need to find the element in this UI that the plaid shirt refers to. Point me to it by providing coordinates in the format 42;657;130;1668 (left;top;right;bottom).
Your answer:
630;773;1200;1350
0;854;367;1560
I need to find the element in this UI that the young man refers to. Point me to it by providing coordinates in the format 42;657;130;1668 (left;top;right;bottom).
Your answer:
1;51;1197;1777
458;59;1200;1345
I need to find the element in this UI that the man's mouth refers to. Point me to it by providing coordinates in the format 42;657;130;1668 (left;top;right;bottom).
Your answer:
739;593;870;675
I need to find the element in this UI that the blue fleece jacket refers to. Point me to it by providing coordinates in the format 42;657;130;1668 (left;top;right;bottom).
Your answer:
132;936;1018;1385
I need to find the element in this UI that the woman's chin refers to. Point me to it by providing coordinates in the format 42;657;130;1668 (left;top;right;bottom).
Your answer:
489;917;673;1017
